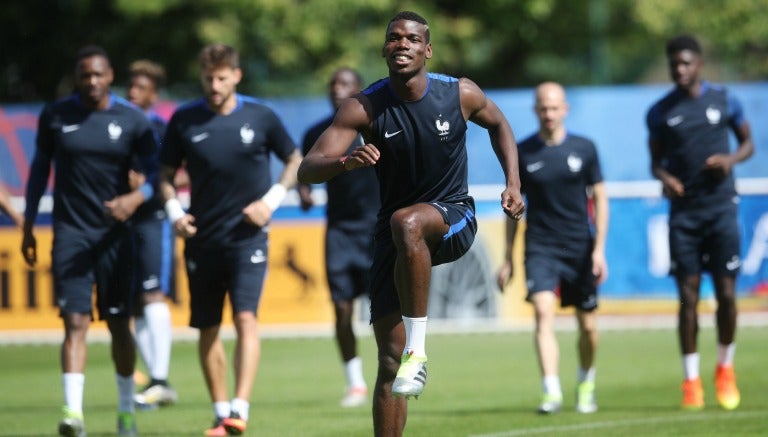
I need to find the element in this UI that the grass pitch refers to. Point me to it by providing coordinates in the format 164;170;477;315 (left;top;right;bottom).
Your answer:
1;324;766;436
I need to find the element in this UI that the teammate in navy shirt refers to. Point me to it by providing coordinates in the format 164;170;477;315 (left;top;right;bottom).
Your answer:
298;67;378;408
22;45;156;437
158;43;301;437
298;11;525;435
497;82;609;415
646;35;754;411
124;59;179;409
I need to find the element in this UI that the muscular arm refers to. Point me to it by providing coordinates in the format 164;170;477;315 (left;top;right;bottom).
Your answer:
21;140;53;266
648;137;684;198
275;149;302;190
496;216;519;292
590;181;609;284
459;77;525;219
704;121;754;176
159;163;196;238
242;148;304;227
297;96;379;184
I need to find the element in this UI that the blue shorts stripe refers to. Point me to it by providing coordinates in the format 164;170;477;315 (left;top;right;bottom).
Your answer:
160;219;174;292
444;207;475;240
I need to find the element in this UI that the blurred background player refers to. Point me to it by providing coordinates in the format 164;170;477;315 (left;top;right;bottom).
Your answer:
158;43;302;436
22;44;157;437
298;67;378;408
497;82;608;414
646;35;754;411
125;59;179;409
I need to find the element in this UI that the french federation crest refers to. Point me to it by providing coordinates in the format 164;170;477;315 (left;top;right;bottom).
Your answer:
435;116;450;137
108;121;122;141
705;105;721;125
567;154;583;173
240;124;255;145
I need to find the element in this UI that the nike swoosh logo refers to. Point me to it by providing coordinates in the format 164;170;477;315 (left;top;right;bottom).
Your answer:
667;115;684;127
526;161;544;173
61;124;80;133
191;132;210;143
384;130;402;139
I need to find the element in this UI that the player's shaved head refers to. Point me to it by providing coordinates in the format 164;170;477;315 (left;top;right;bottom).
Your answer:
535;81;566;106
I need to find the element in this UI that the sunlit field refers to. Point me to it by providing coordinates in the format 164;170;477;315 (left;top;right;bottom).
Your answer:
1;323;766;436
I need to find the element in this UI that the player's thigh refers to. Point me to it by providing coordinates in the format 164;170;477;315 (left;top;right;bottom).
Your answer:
229;235;268;316
185;244;228;329
369;235;399;323
429;200;477;266
133;218;175;295
51;228;97;315
94;225;133;319
524;251;560;302
703;205;741;276
325;227;371;302
668;212;704;276
559;245;598;311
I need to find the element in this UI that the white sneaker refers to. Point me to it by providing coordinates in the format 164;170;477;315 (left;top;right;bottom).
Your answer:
340;386;368;408
134;383;178;408
392;352;427;399
58;407;86;437
537;393;563;414
576;381;597;414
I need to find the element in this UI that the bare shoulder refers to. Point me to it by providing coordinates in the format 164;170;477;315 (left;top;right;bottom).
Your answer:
335;92;372;129
458;77;490;117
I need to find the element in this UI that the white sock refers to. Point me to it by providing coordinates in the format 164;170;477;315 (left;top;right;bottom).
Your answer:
230;398;250;421
214;401;231;419
63;373;85;414
344;356;366;389
402;316;427;357
578;367;596;383
717;343;736;366
542;375;562;397
134;316;153;374
144;301;172;381
116;374;135;413
682;353;700;380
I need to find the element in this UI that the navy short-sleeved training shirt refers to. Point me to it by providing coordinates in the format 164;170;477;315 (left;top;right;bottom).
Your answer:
27;93;157;234
160;94;298;248
517;133;603;247
646;81;745;207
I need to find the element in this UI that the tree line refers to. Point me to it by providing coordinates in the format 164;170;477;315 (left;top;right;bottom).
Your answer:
2;0;766;102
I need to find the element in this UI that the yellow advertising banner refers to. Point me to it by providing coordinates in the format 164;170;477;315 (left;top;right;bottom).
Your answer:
0;218;531;331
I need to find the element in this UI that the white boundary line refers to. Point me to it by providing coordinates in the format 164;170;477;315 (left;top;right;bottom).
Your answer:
469;410;766;437
469;178;768;200
10;177;767;211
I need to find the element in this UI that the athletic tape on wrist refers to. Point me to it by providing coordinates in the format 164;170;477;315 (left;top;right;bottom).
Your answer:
262;184;287;211
164;198;186;223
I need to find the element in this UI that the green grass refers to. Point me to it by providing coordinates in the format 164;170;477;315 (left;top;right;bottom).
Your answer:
1;326;766;436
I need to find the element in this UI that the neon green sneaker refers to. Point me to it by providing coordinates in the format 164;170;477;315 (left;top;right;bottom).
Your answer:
392;351;428;399
576;381;598;413
537;392;563;414
58;407;86;437
117;412;137;436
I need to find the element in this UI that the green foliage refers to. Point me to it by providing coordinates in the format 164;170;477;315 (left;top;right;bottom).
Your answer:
632;0;768;80
1;0;765;102
0;326;767;435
